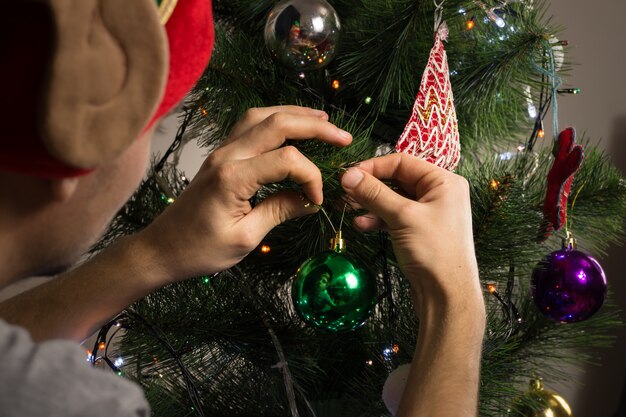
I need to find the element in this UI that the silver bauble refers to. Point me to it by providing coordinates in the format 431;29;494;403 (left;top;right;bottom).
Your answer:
264;0;341;71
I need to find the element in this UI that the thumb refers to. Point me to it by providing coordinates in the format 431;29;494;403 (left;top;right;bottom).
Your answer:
341;168;408;226
245;191;319;241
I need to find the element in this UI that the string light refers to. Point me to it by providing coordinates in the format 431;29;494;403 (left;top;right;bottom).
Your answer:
557;88;581;95
392;344;400;354
331;79;340;90
490;179;501;190
98;342;106;350
260;244;271;254
538;128;545;139
200;108;208;117
201;276;211;284
114;357;124;367
527;102;538;119
298;72;306;79
466;18;475;30
499;151;513;161
366;360;373;366
364;96;372;104
486;282;497;293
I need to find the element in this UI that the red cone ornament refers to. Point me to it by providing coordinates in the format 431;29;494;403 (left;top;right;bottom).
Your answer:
395;23;460;171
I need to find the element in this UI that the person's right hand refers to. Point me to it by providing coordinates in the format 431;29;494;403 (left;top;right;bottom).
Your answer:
340;153;484;317
136;105;352;284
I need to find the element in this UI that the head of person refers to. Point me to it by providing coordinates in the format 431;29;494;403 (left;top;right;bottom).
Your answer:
0;0;214;282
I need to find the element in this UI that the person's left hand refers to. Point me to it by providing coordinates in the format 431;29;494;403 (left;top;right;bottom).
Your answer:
135;105;352;283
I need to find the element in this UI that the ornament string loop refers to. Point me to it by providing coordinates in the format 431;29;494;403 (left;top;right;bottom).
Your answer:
565;178;588;235
533;41;562;146
433;0;446;33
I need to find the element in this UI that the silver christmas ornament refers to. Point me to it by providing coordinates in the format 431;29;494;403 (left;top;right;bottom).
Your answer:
264;0;341;71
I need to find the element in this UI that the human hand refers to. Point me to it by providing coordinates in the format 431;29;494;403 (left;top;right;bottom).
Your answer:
138;106;352;283
340;153;484;317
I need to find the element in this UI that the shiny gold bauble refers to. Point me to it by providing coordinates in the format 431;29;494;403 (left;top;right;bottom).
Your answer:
509;378;572;417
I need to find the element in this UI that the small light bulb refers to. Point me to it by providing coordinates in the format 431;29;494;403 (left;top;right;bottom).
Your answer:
487;284;497;293
499;152;512;161
364;96;372;104
392;344;400;354
366;360;373;366
489;179;500;190
538;129;545;139
261;244;271;254
466;19;475;30
331;79;340;90
527;102;538;119
298;72;306;79
200;108;208;117
98;342;106;350
114;357;124;367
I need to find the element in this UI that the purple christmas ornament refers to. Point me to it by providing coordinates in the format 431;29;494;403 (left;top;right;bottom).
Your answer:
531;244;607;323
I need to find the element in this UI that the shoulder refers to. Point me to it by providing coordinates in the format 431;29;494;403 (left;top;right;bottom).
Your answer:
0;320;150;417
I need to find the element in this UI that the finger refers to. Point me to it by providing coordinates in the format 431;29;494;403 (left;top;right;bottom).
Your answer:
357;153;448;198
220;112;352;160
226;106;328;144
240;146;323;204
353;214;388;232
244;191;320;242
341;167;414;228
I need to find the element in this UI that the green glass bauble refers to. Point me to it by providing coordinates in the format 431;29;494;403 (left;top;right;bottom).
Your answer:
292;250;377;332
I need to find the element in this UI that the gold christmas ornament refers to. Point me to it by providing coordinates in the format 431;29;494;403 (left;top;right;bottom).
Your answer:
509;378;572;417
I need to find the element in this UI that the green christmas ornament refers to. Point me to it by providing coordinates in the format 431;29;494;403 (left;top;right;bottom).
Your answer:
292;231;377;332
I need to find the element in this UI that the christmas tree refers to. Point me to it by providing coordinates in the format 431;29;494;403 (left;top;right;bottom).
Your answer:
90;0;626;415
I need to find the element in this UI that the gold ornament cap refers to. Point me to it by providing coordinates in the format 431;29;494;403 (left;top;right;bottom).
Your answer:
562;230;577;250
330;230;346;253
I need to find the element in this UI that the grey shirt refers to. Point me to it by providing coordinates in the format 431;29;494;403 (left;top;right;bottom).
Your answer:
0;320;150;417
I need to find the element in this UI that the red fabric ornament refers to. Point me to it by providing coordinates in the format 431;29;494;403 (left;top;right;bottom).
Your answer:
538;127;584;241
395;23;460;171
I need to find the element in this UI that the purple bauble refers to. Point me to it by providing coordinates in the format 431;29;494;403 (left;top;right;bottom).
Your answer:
531;248;607;323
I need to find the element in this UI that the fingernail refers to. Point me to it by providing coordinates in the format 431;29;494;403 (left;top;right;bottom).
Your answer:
300;193;322;208
342;168;364;188
337;128;352;140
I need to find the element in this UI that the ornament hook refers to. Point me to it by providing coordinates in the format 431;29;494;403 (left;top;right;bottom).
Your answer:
433;0;446;33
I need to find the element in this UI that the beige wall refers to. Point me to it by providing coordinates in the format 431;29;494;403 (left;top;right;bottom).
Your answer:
547;1;626;416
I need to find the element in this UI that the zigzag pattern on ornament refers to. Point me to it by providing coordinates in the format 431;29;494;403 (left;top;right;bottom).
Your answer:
395;29;460;172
